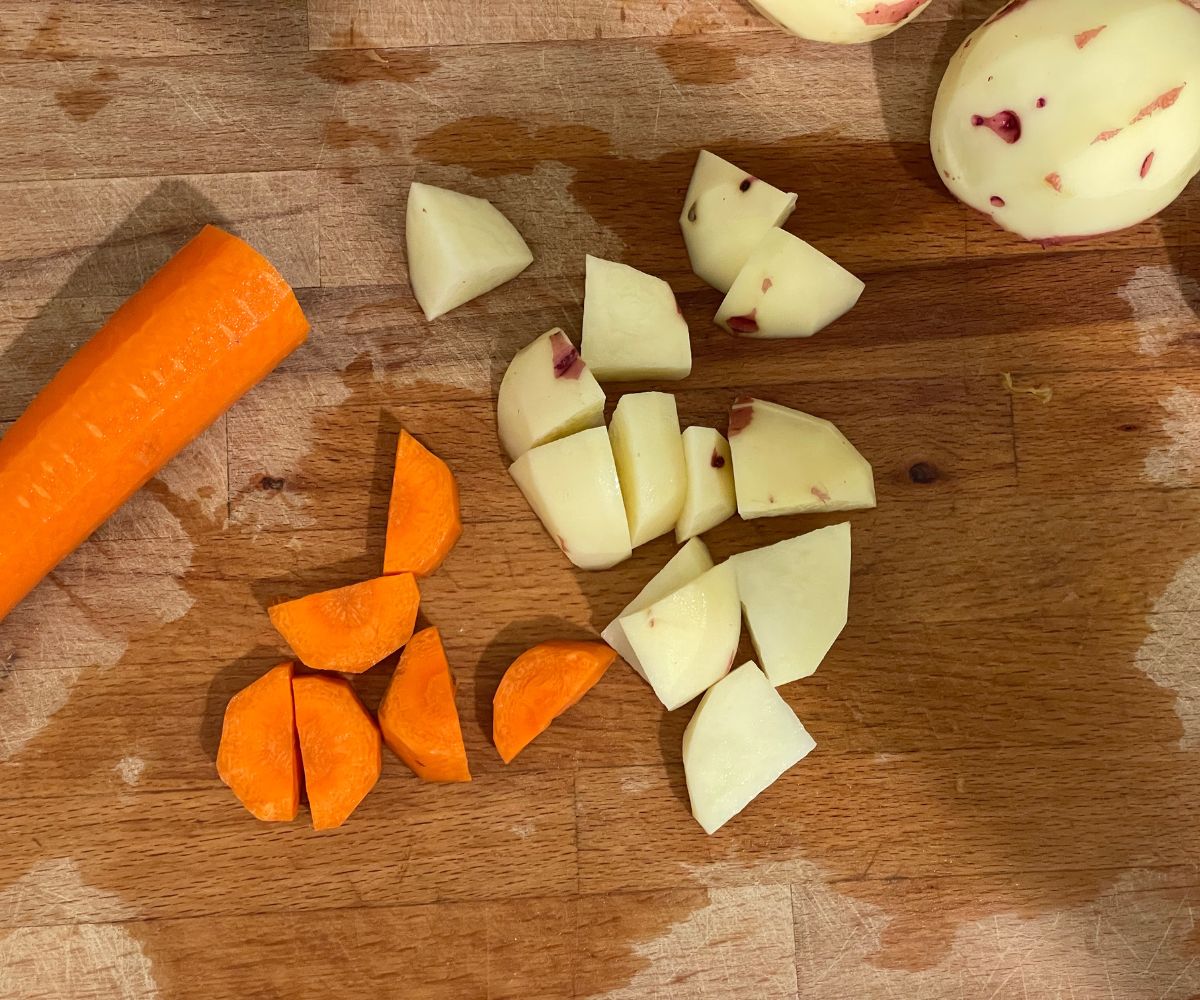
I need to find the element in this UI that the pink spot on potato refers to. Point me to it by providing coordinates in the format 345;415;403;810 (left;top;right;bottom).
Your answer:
550;331;584;380
1075;25;1105;48
727;311;758;335
711;450;726;469
971;110;1021;144
1092;128;1122;144
1036;97;1047;108
857;0;925;26
811;485;831;503
729;398;755;437
739;177;754;192
1133;84;1185;124
761;277;773;294
1045;172;1063;192
990;195;1005;208
1141;152;1155;178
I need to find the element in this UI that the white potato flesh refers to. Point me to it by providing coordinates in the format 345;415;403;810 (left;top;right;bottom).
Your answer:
405;182;534;320
731;523;851;686
581;256;692;381
683;662;816;835
497;329;606;461
931;0;1200;243
749;0;931;44
714;228;865;339
679;150;798;293
609;392;687;548
728;398;875;519
601;537;714;680
676;427;736;543
621;562;742;711
509;427;632;570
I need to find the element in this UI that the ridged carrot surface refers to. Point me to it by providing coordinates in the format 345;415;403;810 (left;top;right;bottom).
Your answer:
0;225;309;623
383;430;462;577
292;674;382;831
268;574;420;673
493;641;616;763
217;662;301;823
378;627;471;782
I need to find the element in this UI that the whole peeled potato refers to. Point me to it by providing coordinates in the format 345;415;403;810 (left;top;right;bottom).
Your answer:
931;0;1200;243
748;0;931;44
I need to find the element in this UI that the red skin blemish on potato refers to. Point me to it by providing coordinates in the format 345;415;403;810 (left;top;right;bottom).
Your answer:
1075;25;1105;48
1092;128;1121;144
549;331;584;380
711;450;726;469
857;0;925;26
739;177;754;192
1045;172;1063;192
761;277;773;294
727;311;759;335
1133;84;1185;124
990;196;1005;208
1036;97;1047;108
1141;152;1156;178
811;485;831;503
971;110;1021;144
728;398;755;437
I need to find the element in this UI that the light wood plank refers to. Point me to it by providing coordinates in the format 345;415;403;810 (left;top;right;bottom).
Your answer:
0;1;308;60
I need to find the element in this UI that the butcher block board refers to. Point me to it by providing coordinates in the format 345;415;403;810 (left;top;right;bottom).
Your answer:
1;1;1199;998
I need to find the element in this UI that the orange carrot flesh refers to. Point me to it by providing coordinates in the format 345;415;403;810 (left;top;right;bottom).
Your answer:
383;430;462;577
0;225;308;624
292;674;382;830
378;627;471;782
217;662;301;823
268;574;420;673
493;641;617;764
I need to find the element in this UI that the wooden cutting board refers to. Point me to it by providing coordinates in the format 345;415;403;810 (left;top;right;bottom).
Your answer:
1;1;1198;997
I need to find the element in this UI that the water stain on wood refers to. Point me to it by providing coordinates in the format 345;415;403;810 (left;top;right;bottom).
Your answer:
656;22;748;86
414;116;612;178
323;119;394;154
307;49;438;87
54;66;119;123
23;11;77;60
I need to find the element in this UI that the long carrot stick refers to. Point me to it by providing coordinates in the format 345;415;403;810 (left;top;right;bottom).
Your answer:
0;225;309;623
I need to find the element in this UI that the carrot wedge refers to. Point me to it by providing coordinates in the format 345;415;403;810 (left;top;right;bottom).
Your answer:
0;225;308;624
493;641;617;763
383;430;462;577
292;674;381;830
268;574;420;673
378;627;471;782
217;662;301;822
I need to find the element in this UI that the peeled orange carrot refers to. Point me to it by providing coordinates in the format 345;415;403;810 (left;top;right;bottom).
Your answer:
268;574;420;673
378;627;471;782
383;430;462;577
0;225;308;624
217;662;301;823
292;674;381;830
493;641;616;763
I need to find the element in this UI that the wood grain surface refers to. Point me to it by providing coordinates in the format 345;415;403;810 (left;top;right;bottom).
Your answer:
1;1;1199;998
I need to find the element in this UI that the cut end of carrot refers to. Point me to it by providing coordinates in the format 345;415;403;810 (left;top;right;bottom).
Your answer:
292;674;382;830
378;627;472;782
217;662;301;823
493;640;616;764
383;430;462;578
268;574;420;673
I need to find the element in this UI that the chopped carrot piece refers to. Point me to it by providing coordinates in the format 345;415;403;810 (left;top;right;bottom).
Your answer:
217;662;301;823
383;430;462;577
0;225;309;625
268;574;420;673
493;641;616;763
378;627;471;782
292;674;381;830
